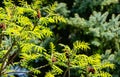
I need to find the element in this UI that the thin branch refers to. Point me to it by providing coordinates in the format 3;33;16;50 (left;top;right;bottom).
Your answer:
4;64;49;75
0;23;28;75
5;71;29;74
24;62;49;72
32;18;39;31
63;50;71;77
63;59;71;77
63;67;69;77
68;67;70;77
0;34;2;47
67;57;70;77
0;41;16;75
2;41;15;60
7;44;20;66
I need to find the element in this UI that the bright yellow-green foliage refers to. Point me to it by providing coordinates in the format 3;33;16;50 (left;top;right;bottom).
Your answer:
45;72;54;77
0;0;114;77
73;41;90;51
0;0;66;77
69;41;114;77
47;41;114;77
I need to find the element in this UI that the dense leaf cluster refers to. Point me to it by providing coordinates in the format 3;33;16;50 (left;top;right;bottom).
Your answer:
0;0;120;77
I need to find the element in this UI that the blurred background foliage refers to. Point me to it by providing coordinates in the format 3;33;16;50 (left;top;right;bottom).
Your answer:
0;0;120;77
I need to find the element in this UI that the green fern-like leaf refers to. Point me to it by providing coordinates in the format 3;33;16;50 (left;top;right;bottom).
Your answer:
21;43;46;53
20;53;41;60
95;71;112;77
49;42;56;53
73;54;89;67
45;72;54;77
73;41;90;51
51;65;63;75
